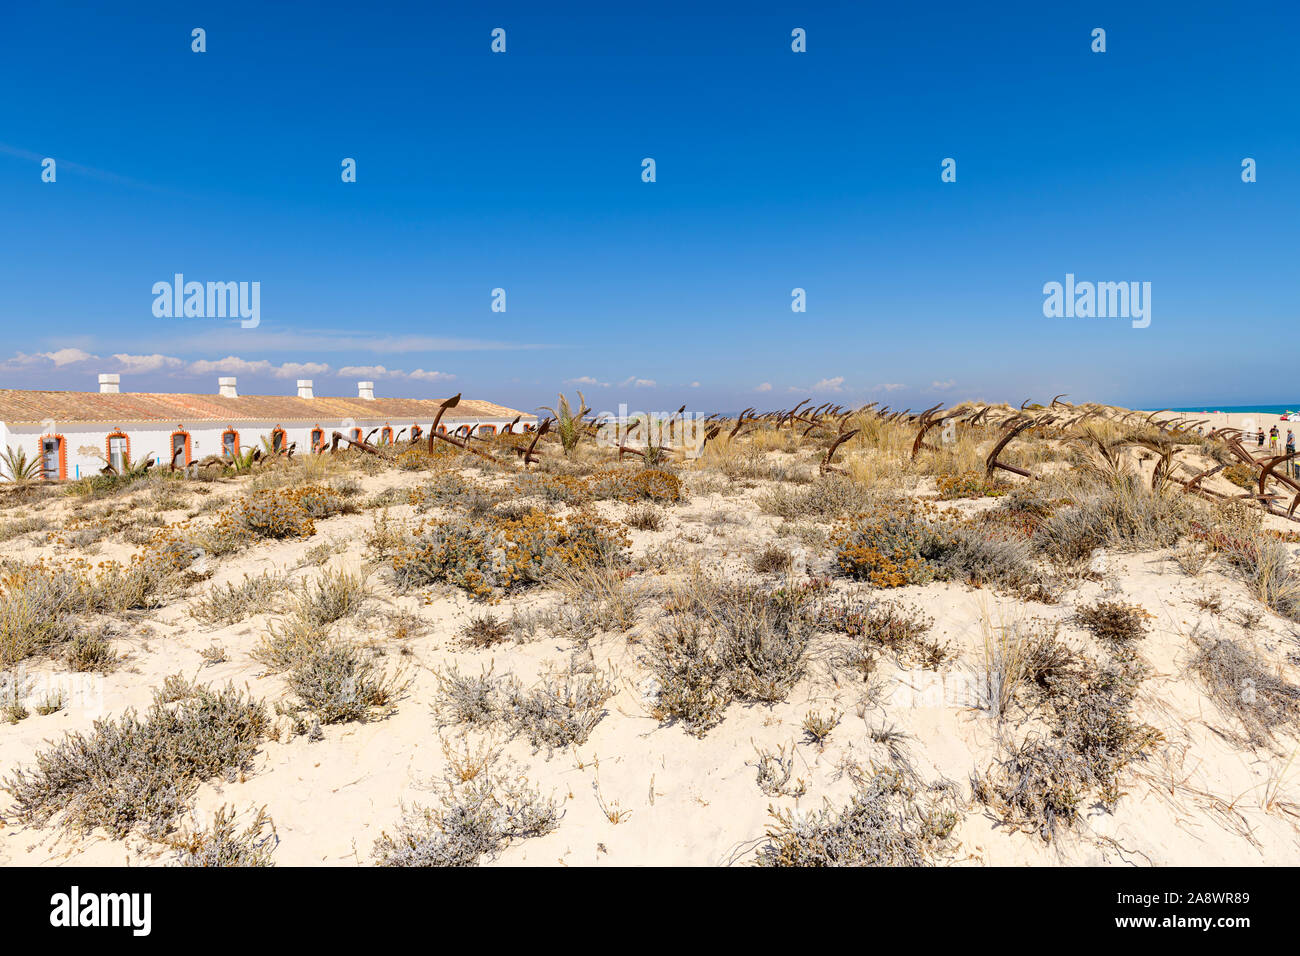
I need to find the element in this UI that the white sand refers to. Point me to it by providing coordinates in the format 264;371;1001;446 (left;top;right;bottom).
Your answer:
2;449;1298;868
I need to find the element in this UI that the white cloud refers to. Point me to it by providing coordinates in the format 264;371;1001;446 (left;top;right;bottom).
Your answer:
337;365;396;378
335;365;455;383
111;353;186;374
0;348;101;373
564;376;610;387
810;376;845;392
184;356;329;379
689;381;700;388
0;350;433;389
43;348;98;366
754;382;773;393
619;376;657;388
271;361;332;379
188;356;274;376
160;327;551;356
931;379;956;391
872;382;905;392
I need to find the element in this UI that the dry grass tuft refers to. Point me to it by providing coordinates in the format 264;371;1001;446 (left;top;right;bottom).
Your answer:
1189;628;1300;747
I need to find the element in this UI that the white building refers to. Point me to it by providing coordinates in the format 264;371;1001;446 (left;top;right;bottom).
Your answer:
0;374;536;481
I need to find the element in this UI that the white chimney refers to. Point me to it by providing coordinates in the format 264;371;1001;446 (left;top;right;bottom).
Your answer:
219;377;238;398
357;381;375;400
297;379;314;399
98;373;120;394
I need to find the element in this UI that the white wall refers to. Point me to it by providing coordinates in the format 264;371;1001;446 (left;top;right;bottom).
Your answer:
1;417;530;480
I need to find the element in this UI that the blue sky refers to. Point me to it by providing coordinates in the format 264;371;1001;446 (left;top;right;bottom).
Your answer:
1;1;1297;414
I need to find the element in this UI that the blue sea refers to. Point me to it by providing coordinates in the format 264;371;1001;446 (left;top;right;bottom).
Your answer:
1170;405;1300;415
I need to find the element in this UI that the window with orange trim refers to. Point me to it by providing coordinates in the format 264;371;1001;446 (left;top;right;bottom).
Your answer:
310;427;325;453
477;424;496;437
380;425;394;444
350;427;363;443
170;428;192;467
39;434;67;481
105;430;130;474
270;427;287;453
436;425;447;435
222;428;240;457
410;424;423;442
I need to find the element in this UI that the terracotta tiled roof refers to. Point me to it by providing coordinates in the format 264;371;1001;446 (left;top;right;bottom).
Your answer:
0;390;535;425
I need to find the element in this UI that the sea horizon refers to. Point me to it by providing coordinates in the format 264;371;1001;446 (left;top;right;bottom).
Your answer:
1167;404;1300;415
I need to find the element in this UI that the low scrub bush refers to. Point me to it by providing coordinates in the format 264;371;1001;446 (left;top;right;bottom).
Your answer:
167;805;278;867
758;769;960;866
373;745;559;867
64;627;120;673
0;543;195;666
291;567;370;626
833;500;1038;593
226;484;354;541
1219;533;1300;621
758;475;874;520
752;543;793;574
817;595;943;671
4;682;269;839
1074;599;1150;646
432;664;615;753
973;654;1161;841
390;509;629;599
625;504;663;531
284;640;408;725
935;472;1007;500
432;665;509;727
458;613;512;648
505;671;617;754
647;582;817;735
1034;474;1192;564
832;500;942;587
191;572;290;626
1189;629;1300;746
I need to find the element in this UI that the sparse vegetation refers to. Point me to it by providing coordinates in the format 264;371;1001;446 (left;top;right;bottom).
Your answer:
1189;628;1300;747
390;509;629;599
2;396;1296;867
458;613;512;648
4;682;269;839
64;628;121;673
167;805;278;867
192;572;290;626
647;581;817;736
973;652;1161;841
284;640;408;725
759;768;960;866
373;744;559;866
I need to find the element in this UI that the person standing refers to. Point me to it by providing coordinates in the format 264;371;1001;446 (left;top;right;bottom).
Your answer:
1258;427;1266;448
1270;425;1280;452
1288;429;1297;476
